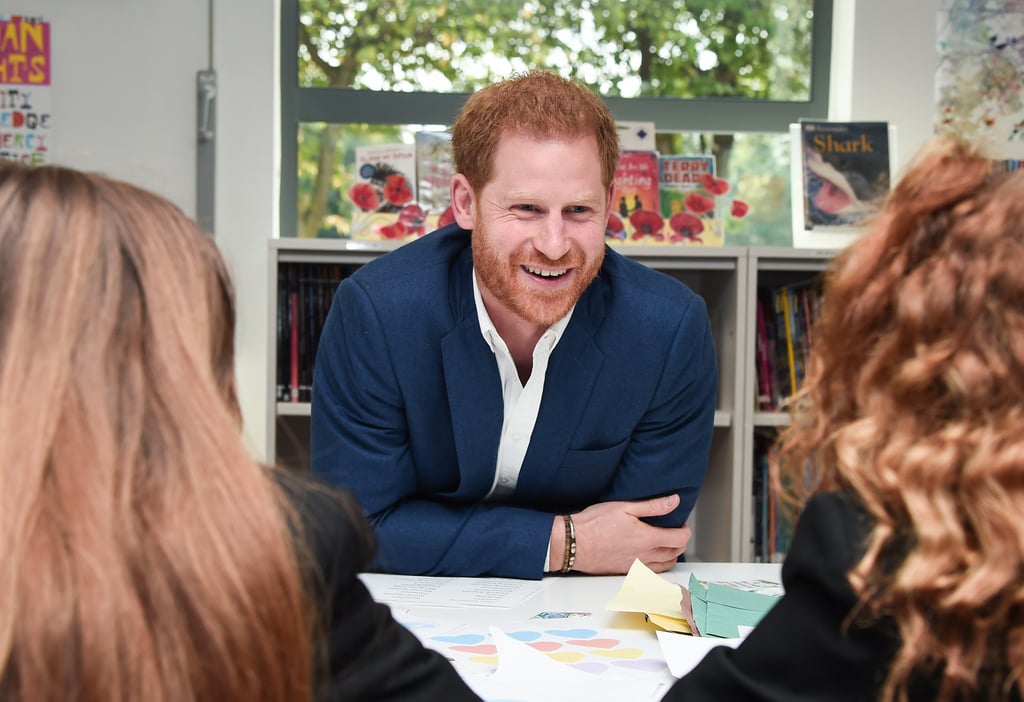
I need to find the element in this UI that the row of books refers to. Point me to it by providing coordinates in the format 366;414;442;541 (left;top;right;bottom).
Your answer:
609;150;731;246
349;121;741;246
751;279;821;562
276;262;357;403
754;279;823;412
751;432;797;563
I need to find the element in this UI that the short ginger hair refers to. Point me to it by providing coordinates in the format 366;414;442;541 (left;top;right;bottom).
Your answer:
451;70;620;192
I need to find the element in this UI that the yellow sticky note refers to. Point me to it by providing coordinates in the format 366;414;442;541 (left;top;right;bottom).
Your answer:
646;612;692;634
606;558;691;633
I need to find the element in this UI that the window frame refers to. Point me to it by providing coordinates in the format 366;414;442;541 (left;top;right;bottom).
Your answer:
279;0;834;238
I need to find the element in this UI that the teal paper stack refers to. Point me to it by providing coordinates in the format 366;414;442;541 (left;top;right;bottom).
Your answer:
687;574;782;638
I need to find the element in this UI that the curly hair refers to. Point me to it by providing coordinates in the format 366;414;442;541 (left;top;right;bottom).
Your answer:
451;70;620;192
775;136;1024;701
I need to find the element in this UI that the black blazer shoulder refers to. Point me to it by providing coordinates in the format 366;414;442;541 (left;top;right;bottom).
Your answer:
664;491;897;701
276;472;480;702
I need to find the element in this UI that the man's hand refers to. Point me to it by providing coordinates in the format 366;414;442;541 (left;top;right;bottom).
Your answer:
549;495;691;575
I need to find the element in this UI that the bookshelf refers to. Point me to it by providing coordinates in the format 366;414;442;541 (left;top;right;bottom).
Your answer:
267;239;836;563
743;247;833;561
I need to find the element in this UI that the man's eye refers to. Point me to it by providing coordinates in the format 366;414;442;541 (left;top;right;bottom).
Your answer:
567;206;590;214
516;204;538;212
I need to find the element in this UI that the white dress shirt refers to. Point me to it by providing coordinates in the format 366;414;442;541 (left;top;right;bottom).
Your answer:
473;271;574;501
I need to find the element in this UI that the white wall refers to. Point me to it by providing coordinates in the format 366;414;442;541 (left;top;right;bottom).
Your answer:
0;0;208;214
804;0;940;250
831;0;941;171
213;0;276;462
1;0;274;460
5;0;941;461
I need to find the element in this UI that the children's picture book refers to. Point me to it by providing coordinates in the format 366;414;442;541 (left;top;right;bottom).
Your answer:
659;155;715;216
414;130;455;227
608;150;662;243
791;121;897;248
350;143;424;241
657;154;725;246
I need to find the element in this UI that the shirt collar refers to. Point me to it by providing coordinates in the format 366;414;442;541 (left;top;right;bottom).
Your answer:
472;268;574;355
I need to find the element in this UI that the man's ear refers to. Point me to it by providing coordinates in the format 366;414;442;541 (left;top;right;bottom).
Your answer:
606;181;617;213
450;173;476;229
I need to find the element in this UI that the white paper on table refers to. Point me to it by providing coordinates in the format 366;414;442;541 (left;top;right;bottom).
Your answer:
656;630;743;678
359;573;544;608
462;627;666;702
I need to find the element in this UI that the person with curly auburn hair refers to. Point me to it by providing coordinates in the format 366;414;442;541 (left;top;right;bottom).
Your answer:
0;162;479;702
665;136;1024;701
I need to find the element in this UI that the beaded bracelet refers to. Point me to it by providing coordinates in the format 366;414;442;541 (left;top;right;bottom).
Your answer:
560;513;576;573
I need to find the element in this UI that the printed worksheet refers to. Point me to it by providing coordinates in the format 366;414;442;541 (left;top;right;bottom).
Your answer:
359;573;544;608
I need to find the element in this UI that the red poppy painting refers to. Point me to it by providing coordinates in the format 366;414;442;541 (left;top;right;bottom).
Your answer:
655;155;753;247
668;212;705;243
348;182;381;212
384;173;414;206
684;192;715;215
628;209;665;241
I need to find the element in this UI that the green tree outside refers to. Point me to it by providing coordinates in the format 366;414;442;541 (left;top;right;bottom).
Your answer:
294;0;814;244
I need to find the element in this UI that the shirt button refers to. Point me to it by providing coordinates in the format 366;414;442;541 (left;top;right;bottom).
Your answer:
511;433;524;442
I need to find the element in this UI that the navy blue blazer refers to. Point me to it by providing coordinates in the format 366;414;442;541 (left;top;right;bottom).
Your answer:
311;224;717;579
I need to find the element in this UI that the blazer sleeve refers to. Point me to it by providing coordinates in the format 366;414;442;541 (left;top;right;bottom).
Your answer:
662;492;898;702
311;275;556;579
284;477;481;702
600;291;717;529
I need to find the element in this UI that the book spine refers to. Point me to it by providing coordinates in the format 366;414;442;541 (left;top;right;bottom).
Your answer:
276;263;289;403
289;287;299;402
780;287;798;395
755;296;773;410
787;286;805;389
299;265;313;402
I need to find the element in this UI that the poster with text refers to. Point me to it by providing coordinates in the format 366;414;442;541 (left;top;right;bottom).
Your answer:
0;15;51;166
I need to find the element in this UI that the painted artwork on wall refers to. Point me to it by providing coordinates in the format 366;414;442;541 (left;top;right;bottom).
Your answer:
936;0;1024;166
0;14;51;166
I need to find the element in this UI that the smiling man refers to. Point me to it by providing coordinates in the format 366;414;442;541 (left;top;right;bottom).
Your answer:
311;71;718;580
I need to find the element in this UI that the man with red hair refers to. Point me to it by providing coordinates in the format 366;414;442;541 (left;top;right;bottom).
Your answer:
312;71;717;579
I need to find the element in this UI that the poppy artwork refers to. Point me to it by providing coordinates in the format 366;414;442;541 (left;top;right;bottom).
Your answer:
609;153;752;247
612;150;662;241
349;143;431;241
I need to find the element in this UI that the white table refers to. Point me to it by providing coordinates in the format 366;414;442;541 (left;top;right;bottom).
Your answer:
363;562;781;624
361;562;782;701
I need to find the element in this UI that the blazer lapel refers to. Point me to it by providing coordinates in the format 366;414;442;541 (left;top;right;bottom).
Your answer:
442;253;503;496
515;278;607;494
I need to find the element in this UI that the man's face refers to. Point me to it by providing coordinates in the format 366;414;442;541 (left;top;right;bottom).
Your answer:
455;131;611;328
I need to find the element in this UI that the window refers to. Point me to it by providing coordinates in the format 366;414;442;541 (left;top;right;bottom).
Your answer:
281;0;833;245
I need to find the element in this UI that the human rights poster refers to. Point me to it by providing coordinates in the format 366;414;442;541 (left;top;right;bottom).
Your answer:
0;14;51;166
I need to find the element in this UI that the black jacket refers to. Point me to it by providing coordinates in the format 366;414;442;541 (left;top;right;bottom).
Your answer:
278;473;481;701
666;491;1024;701
665;492;896;701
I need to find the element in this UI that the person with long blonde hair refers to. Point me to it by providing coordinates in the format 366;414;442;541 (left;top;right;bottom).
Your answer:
666;137;1024;701
0;162;479;701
